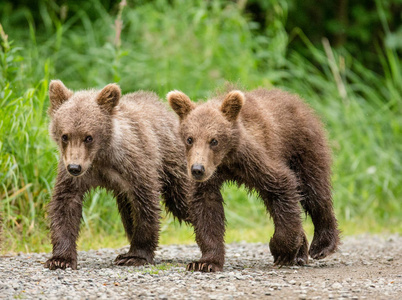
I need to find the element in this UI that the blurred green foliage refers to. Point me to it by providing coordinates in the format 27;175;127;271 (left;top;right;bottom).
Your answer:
3;0;401;69
0;0;401;253
243;0;402;70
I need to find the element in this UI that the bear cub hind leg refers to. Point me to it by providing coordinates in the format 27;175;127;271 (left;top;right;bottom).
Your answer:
296;157;340;260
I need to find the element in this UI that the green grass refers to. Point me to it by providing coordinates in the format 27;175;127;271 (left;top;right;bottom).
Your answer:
0;0;401;253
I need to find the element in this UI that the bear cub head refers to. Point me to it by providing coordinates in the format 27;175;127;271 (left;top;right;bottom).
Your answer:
48;80;121;177
168;90;245;182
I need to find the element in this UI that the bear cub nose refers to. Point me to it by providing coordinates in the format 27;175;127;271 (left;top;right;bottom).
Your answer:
67;164;82;176
191;164;205;179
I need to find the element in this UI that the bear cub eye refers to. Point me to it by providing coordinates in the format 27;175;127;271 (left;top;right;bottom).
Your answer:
61;134;68;143
84;135;93;143
186;137;193;145
210;139;218;147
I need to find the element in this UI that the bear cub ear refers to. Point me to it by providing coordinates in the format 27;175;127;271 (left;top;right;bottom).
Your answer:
220;90;245;122
167;90;196;120
48;80;73;116
96;83;121;113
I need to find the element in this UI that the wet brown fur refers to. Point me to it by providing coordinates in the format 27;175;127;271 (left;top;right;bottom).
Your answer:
168;88;340;272
45;80;189;270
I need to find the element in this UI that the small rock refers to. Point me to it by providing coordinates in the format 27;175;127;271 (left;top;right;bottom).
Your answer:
331;282;342;289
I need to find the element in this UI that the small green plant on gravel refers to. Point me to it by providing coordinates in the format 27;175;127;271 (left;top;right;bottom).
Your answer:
13;293;24;299
139;263;182;275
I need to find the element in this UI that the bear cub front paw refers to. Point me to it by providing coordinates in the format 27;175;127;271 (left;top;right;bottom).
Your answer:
270;232;309;267
114;253;150;266
186;261;222;272
45;256;77;270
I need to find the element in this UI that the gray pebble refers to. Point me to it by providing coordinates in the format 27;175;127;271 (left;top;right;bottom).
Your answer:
332;282;343;289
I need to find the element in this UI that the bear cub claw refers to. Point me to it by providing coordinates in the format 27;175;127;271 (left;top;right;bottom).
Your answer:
273;249;309;267
186;262;222;272
114;254;150;266
309;236;339;260
271;233;309;267
44;257;77;270
273;253;306;267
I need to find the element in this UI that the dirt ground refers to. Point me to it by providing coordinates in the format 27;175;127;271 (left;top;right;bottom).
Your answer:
0;234;401;299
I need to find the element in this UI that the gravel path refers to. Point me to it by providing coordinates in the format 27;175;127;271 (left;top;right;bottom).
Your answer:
1;235;401;299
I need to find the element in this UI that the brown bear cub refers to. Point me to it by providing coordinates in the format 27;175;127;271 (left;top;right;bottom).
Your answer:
168;88;340;272
45;80;189;270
